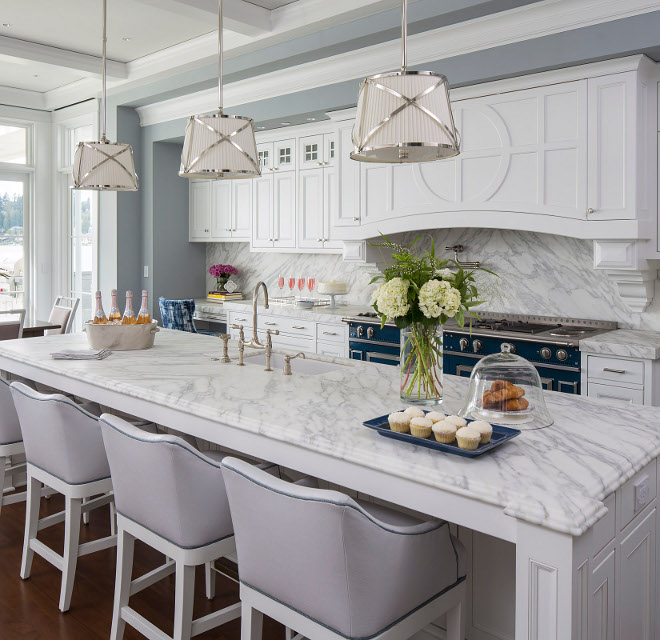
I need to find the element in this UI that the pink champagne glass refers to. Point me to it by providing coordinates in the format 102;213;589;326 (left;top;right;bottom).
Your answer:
307;277;316;293
297;276;306;292
277;275;285;291
288;276;296;293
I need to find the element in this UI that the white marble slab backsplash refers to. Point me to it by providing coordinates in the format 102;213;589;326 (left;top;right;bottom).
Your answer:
207;228;655;329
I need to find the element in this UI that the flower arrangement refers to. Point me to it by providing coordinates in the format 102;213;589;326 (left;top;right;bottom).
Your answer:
209;264;238;292
370;235;492;403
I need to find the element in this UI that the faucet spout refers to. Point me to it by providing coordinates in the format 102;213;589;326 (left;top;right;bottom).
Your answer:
251;281;269;346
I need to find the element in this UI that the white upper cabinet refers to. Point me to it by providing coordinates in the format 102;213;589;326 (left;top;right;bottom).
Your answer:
210;181;232;240
252;175;273;248
273;172;296;249
189;180;211;240
334;122;360;227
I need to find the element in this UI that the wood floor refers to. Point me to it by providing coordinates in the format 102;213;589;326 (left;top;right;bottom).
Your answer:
0;493;285;640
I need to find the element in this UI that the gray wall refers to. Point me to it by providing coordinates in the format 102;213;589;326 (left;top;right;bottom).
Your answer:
151;141;206;321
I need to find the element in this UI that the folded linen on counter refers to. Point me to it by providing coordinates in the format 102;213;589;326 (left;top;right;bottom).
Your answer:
51;349;111;361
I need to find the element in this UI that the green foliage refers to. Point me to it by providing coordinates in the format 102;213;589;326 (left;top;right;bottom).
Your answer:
0;193;23;236
369;233;494;330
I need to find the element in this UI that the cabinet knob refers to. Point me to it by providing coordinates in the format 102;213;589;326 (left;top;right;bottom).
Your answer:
587;208;595;215
317;238;323;243
353;217;359;222
317;161;324;166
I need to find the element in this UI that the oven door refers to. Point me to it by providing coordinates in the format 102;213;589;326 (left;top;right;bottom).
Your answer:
349;342;400;366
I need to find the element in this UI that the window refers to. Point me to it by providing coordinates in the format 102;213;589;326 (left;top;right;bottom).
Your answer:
279;147;291;165
0;176;27;311
69;185;97;332
0;125;28;164
305;144;318;162
258;149;270;169
329;141;335;159
65;124;93;167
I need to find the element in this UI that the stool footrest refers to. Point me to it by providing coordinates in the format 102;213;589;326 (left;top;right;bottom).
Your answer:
30;538;64;571
78;534;117;557
38;510;66;531
191;601;241;637
130;561;176;596
121;606;170;640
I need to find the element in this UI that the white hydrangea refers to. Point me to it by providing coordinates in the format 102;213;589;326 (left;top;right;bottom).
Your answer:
372;277;410;319
435;268;455;281
418;279;462;319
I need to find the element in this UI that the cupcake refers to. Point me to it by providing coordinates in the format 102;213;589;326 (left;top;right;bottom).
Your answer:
426;411;446;424
409;417;433;439
403;407;425;419
432;420;457;444
470;420;493;444
444;415;467;428
388;412;410;434
456;427;481;450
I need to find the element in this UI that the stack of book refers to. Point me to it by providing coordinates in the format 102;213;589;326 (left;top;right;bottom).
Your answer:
207;291;243;301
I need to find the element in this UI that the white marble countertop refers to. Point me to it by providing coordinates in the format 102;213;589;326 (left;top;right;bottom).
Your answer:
580;329;660;360
2;331;660;537
222;299;369;325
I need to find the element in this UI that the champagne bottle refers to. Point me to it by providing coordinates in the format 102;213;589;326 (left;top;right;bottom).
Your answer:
92;291;108;324
108;289;121;323
121;291;137;325
136;290;151;324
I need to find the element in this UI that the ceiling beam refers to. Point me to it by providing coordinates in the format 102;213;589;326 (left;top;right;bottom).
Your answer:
0;35;127;79
133;0;273;36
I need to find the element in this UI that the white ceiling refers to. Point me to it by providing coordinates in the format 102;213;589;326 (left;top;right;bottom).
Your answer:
245;0;298;7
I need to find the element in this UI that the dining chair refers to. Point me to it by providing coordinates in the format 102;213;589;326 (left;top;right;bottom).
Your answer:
158;297;198;332
0;308;25;340
45;296;79;335
9;382;116;612
222;457;467;640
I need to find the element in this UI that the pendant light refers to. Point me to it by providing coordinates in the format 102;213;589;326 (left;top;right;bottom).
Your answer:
351;0;460;163
72;0;138;191
179;0;260;179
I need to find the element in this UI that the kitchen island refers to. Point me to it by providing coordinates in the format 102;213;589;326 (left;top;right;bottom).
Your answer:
0;330;659;640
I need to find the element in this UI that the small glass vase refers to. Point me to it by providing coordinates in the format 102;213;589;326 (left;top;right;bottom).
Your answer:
216;276;230;292
400;322;443;405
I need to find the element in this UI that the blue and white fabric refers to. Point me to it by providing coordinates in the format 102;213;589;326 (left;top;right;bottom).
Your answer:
158;298;197;333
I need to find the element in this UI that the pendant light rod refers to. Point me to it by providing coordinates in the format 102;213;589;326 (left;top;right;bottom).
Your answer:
101;0;107;141
218;0;223;112
401;0;407;72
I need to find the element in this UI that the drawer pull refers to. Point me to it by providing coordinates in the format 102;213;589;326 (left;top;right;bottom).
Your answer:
235;318;247;322
292;326;306;330
603;368;626;374
264;322;277;326
323;331;337;336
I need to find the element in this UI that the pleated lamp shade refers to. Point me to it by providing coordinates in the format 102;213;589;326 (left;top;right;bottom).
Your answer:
72;140;138;191
351;70;460;163
179;112;260;179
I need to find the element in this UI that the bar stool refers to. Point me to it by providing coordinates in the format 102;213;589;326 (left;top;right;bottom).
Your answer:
100;414;244;640
222;457;467;640
9;382;117;612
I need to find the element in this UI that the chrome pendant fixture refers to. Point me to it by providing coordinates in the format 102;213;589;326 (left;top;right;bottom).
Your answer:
179;0;260;179
351;0;460;163
73;0;138;191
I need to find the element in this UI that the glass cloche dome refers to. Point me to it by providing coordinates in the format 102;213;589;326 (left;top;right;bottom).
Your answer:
459;344;553;430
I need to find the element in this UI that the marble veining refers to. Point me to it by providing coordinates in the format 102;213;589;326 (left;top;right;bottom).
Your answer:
580;329;660;360
222;300;369;324
207;228;658;329
2;330;660;537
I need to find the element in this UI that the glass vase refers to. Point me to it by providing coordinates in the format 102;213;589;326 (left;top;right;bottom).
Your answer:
216;276;230;292
400;323;443;405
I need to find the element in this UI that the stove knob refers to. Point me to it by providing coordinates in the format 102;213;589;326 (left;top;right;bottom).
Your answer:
502;342;516;354
357;326;365;338
367;327;375;339
557;349;568;362
473;339;483;353
459;338;469;351
540;347;552;359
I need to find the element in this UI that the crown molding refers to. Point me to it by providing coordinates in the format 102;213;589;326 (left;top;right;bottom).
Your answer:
0;86;47;111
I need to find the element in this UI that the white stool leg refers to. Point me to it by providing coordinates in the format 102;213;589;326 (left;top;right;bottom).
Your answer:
59;496;82;612
241;602;263;640
285;627;293;640
205;561;216;600
110;527;135;640
173;562;195;640
82;497;89;525
446;600;464;640
0;455;7;514
20;475;41;579
109;500;117;536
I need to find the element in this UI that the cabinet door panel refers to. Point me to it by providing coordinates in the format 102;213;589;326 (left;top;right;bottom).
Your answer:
189;181;210;240
273;173;296;249
210;181;232;240
257;142;273;173
590;549;615;640
334;123;360;227
300;134;324;169
618;508;655;640
323;164;342;249
587;382;644;406
324;132;337;167
298;168;324;249
252;176;273;248
232;180;252;240
274;139;296;173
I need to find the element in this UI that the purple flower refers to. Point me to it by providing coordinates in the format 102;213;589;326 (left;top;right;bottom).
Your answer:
209;264;238;277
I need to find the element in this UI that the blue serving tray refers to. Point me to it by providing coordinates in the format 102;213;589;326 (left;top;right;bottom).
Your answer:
363;411;520;457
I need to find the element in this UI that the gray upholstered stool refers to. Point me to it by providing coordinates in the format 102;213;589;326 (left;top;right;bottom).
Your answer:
9;382;117;612
222;457;467;640
100;414;245;640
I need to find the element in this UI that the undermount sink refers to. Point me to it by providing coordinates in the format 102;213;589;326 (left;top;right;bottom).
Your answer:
245;352;344;375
